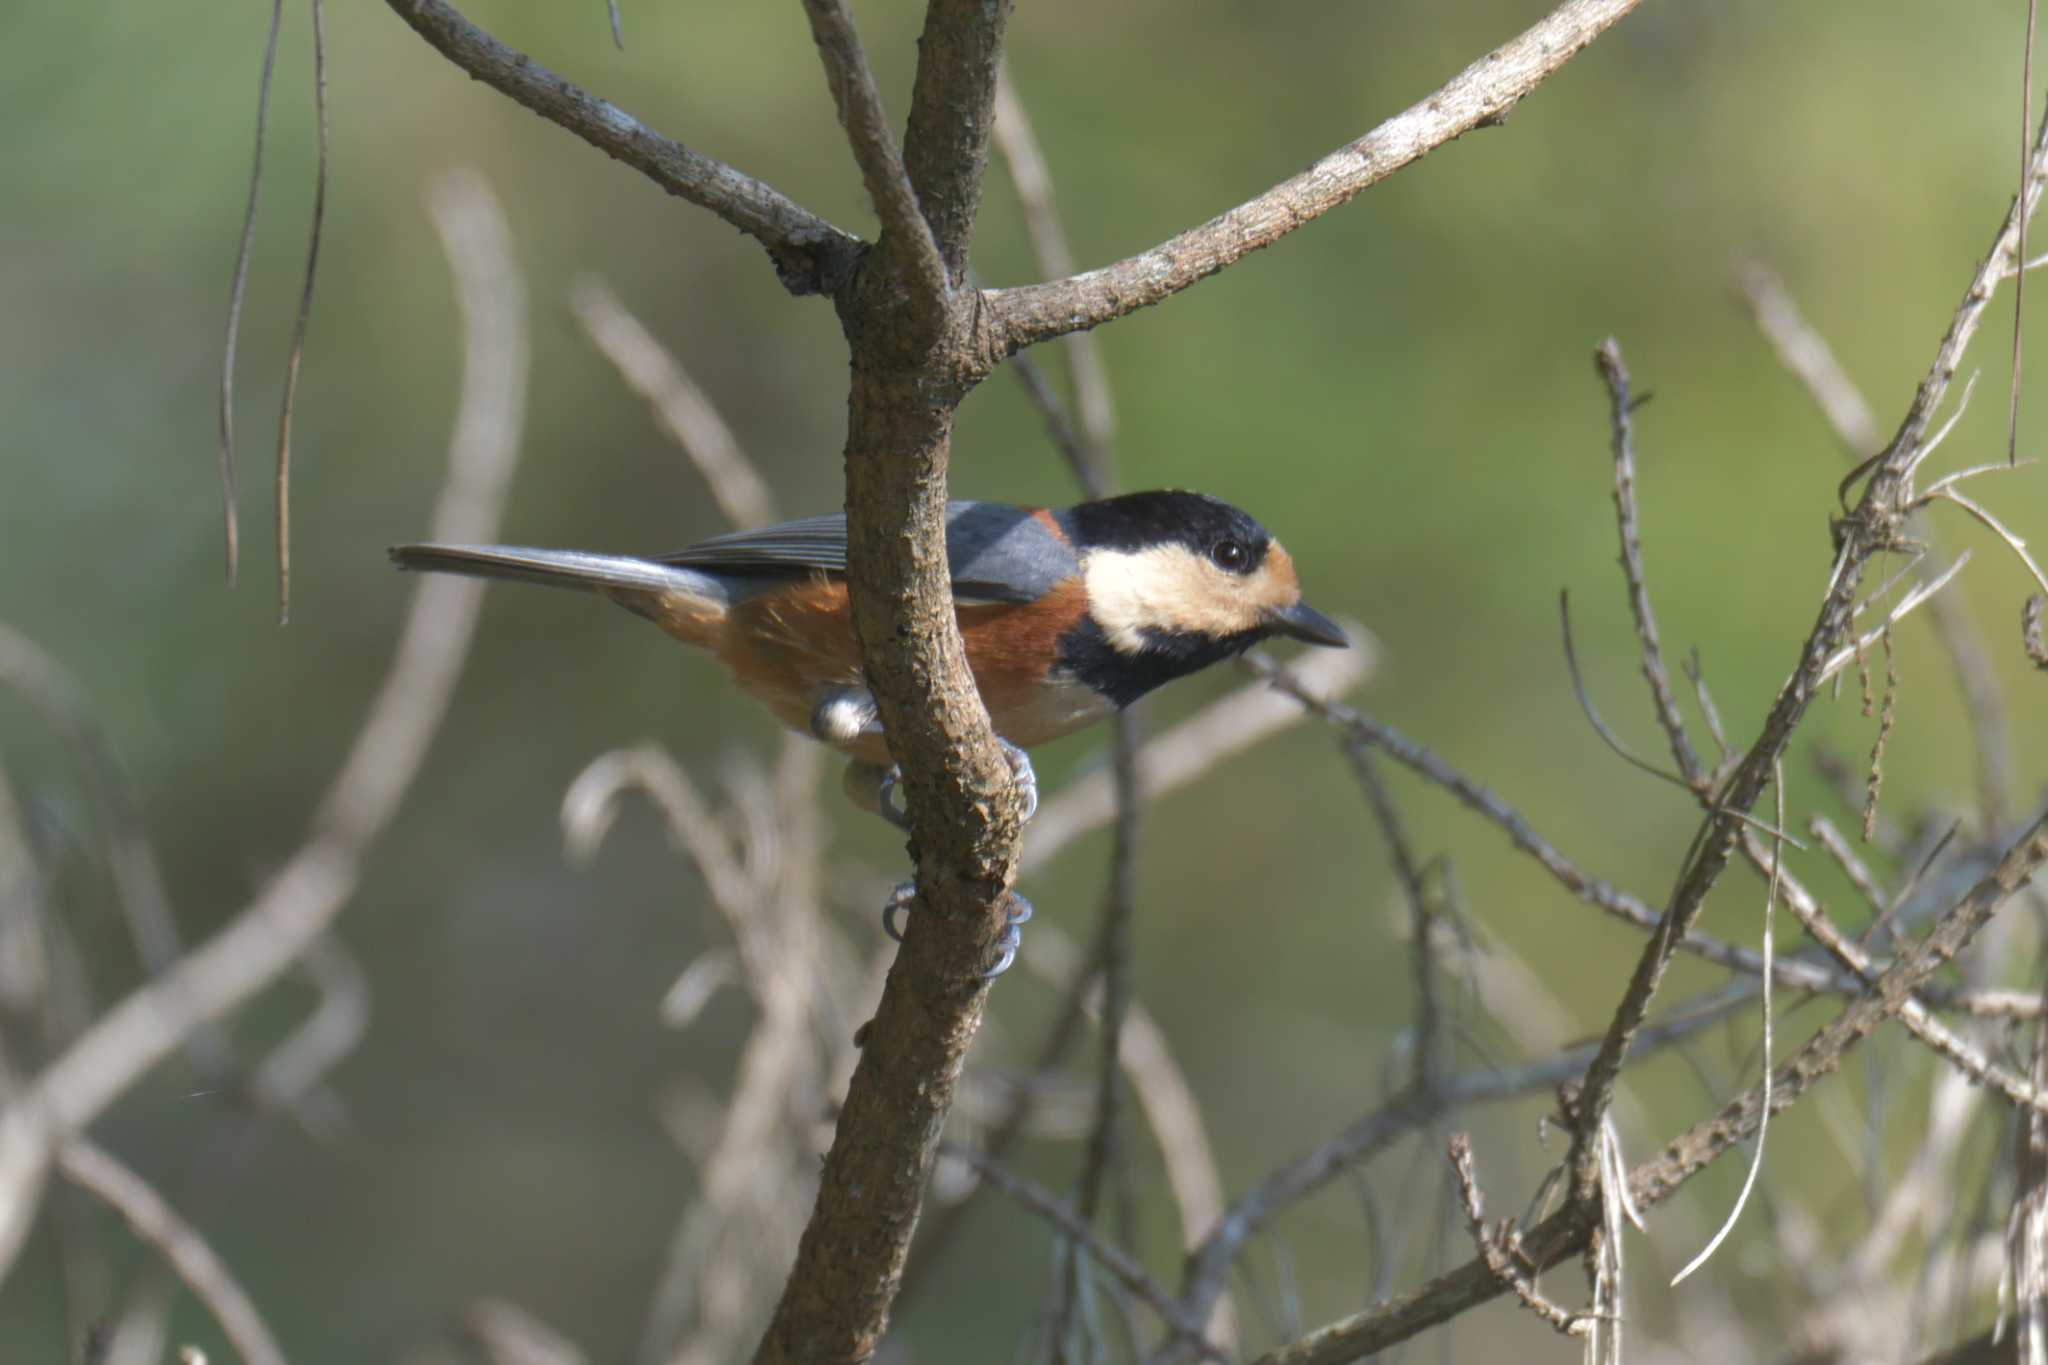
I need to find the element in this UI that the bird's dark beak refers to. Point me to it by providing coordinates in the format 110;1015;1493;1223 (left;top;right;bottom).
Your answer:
1265;600;1348;648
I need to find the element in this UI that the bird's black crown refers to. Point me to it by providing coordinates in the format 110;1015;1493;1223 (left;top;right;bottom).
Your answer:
1061;490;1272;572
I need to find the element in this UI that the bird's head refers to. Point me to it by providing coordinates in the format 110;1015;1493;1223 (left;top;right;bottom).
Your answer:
1066;490;1347;658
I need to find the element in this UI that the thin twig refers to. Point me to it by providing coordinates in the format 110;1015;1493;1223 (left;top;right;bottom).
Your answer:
1669;759;1783;1286
1813;552;1970;690
796;0;949;301
1557;589;1692;793
568;277;778;531
1924;486;2048;597
57;1140;286;1365
1737;828;2048;1117
217;0;291;584
2016;0;2039;466
2026;595;2048;667
272;0;328;625
986;0;1646;351
1026;644;1372;870
0;171;527;1278
1735;260;1884;456
948;1144;1228;1362
1596;338;1702;783
1247;806;2048;1365
992;65;1115;489
1057;705;1144;1350
1164;981;1758;1355
1738;263;2014;825
1447;1134;1583;1335
1343;743;1443;1089
1808;814;1890;915
1250;655;1839;992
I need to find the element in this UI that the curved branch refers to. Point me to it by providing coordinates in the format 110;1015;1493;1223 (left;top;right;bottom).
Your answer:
382;0;864;296
984;0;1643;351
0;172;527;1279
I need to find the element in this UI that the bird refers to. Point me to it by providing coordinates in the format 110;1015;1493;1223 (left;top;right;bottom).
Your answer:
391;489;1347;973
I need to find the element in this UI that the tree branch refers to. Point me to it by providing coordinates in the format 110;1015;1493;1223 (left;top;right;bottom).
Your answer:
1567;95;2048;1195
798;0;949;303
752;8;1025;1362
381;0;863;295
983;0;1644;351
902;0;1010;282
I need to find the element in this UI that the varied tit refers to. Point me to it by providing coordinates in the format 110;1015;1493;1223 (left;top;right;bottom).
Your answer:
391;489;1347;973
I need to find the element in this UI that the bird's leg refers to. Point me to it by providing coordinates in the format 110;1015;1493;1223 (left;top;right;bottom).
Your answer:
841;759;911;831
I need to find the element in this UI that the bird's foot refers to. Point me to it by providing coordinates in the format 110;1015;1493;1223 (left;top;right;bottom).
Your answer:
881;881;1034;979
849;740;1037;834
999;738;1039;824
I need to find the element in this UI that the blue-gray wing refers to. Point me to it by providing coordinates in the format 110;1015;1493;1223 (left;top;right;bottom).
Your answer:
663;502;1079;605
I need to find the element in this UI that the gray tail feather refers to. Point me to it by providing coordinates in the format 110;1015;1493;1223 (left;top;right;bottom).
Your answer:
389;543;730;608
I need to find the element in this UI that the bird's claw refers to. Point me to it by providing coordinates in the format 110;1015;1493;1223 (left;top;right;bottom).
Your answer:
882;880;915;942
874;767;911;831
985;893;1033;978
998;738;1039;824
878;881;1033;979
863;740;1036;835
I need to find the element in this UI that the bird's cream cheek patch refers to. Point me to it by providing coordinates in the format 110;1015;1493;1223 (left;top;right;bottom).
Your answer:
1082;544;1291;650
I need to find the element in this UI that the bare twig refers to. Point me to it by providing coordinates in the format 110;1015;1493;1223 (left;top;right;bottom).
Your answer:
1026;643;1372;869
2027;595;2048;668
1018;919;1240;1351
57;1139;286;1365
2016;0;2040;467
462;1298;592;1365
0;171;526;1277
216;0;290;584
271;0;328;625
1736;260;1884;456
1342;743;1443;1088
986;0;1645;351
992;66;1116;489
1862;629;1898;840
380;0;861;295
1923;486;2048;597
1447;1134;1583;1335
1165;981;1758;1356
1739;263;2014;824
1737;828;2048;1116
1056;705;1143;1353
947;1143;1228;1362
797;0;948;302
568;276;778;531
1669;759;1784;1286
1250;655;1847;994
1814;553;1970;688
1247;806;2048;1365
0;626;234;1081
1809;814;1890;915
1597;338;1702;783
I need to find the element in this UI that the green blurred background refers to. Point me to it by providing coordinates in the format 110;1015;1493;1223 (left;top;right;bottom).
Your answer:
4;0;2046;1359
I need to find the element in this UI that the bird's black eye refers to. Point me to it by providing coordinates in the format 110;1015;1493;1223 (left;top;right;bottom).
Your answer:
1210;539;1249;573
